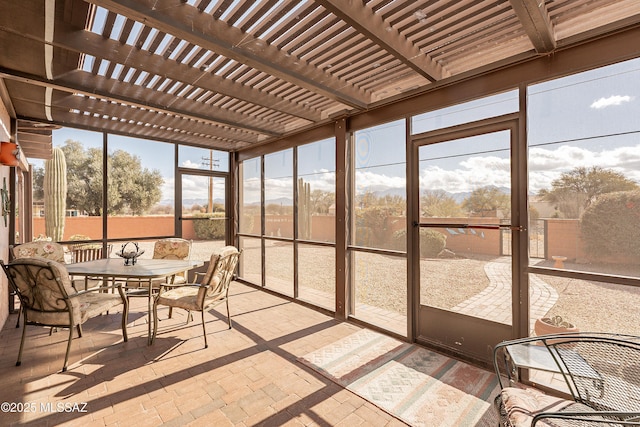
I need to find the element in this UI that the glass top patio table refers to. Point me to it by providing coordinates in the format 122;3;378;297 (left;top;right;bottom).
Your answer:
66;258;204;344
505;342;602;384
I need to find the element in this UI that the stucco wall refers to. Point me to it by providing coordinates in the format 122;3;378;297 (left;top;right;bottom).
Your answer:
33;215;198;241
0;97;11;329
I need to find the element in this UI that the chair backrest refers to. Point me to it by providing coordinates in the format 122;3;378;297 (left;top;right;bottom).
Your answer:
11;241;66;263
71;244;112;263
548;334;640;412
199;246;240;299
1;258;81;325
153;238;192;261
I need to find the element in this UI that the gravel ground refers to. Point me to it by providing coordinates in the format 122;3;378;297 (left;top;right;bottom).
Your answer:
532;259;640;336
124;239;640;336
253;242;640;336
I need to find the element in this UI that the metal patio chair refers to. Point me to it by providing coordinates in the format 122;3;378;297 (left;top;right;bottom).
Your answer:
493;333;640;426
124;238;193;317
10;241;67;327
1;257;128;372
151;246;240;348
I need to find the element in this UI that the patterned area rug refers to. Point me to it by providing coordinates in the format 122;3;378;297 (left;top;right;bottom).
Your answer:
299;329;500;426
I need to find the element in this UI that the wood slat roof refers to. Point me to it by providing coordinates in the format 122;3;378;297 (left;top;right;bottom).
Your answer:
1;0;640;156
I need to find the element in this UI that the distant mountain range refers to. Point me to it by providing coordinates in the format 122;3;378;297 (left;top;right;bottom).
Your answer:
161;198;225;206
368;186;511;203
167;186;512;207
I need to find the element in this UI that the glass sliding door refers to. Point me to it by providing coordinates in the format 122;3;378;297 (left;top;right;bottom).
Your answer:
351;120;407;336
180;173;227;262
238;157;262;285
414;119;519;363
264;149;294;296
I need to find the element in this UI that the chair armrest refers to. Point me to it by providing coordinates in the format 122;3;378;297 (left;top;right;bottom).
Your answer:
70;283;125;297
533;411;640;426
156;282;203;296
69;282;127;303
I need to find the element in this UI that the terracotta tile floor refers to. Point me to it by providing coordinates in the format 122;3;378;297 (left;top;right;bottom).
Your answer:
0;282;410;427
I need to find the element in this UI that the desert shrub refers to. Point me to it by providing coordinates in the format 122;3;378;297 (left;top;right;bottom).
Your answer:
580;190;640;258
393;228;446;257
355;226;374;247
354;206;399;249
392;229;407;251
68;233;100;250
239;213;255;234
193;212;226;240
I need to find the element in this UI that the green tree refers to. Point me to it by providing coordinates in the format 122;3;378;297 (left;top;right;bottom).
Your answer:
580;190;640;258
356;191;405;215
34;139;164;216
309;189;334;214
538;166;638;218
421;190;463;217
462;186;509;217
107;149;163;215
32;167;45;202
61;140;103;216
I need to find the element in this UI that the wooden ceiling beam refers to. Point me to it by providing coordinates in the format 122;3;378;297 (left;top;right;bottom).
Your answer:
23;110;246;150
315;0;446;82
48;93;262;144
509;0;556;53
8;84;264;145
0;66;282;137
87;0;370;109
53;30;322;122
16;132;52;144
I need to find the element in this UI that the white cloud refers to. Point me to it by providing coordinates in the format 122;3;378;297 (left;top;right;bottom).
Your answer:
528;143;640;192
419;156;511;194
355;170;406;193
590;95;633;109
187;142;640;206
180;159;203;169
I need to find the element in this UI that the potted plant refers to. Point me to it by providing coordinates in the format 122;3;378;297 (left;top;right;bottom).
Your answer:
534;315;579;340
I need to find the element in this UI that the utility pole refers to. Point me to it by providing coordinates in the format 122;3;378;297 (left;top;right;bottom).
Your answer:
202;151;219;213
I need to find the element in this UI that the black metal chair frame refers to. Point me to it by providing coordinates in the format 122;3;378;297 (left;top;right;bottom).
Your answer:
1;258;128;372
493;333;640;426
151;248;240;349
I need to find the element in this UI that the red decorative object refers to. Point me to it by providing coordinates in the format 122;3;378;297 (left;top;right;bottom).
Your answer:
0;142;19;166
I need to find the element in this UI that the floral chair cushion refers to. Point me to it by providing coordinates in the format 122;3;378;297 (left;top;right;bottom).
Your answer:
500;386;595;427
12;242;66;263
200;246;239;292
153;238;191;260
149;239;192;285
156;286;201;311
9;257;81;325
155;246;240;311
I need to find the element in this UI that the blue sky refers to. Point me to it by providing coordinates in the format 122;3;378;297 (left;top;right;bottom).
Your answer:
63;3;640;205
43;57;640;205
46;129;228;203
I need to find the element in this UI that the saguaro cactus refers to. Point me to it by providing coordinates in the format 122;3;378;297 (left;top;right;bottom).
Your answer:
44;147;67;241
298;177;311;240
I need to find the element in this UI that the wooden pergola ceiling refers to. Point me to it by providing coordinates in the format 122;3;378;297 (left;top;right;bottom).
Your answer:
1;0;639;156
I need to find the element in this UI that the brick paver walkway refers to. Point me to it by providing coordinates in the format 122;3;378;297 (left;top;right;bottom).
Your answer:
0;282;411;427
451;257;557;332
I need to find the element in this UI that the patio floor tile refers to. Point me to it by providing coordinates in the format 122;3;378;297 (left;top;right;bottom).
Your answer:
0;282;408;426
